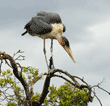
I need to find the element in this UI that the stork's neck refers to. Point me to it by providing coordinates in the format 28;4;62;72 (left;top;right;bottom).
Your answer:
55;35;62;43
52;23;63;31
52;23;63;38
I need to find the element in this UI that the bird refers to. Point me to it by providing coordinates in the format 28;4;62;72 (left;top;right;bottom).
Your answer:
22;11;75;70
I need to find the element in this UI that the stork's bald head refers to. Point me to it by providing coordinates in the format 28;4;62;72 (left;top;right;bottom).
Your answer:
56;36;75;62
60;36;69;47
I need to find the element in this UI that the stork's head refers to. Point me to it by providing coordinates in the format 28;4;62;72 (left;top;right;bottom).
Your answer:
56;36;75;62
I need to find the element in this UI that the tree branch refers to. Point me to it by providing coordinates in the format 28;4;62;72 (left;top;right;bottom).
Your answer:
0;52;31;105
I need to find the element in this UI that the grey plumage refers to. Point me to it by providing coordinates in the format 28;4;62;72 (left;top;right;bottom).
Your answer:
37;11;62;24
22;11;65;36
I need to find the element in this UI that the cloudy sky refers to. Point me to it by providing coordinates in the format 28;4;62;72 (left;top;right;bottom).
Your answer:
0;0;110;105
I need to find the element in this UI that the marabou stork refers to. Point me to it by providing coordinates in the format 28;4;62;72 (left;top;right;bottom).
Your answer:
22;11;75;71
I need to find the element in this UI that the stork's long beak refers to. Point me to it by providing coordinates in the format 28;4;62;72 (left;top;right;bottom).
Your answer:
56;35;76;63
63;46;76;63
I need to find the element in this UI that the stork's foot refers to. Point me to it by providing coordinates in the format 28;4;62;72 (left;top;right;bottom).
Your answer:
49;56;55;69
48;56;55;73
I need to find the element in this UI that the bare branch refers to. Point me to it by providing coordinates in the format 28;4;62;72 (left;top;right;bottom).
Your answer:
72;76;89;86
5;59;12;68
16;63;22;76
12;50;25;61
15;55;25;61
91;78;110;95
0;51;31;105
92;91;102;106
13;50;24;58
92;85;110;95
53;74;76;86
0;55;3;73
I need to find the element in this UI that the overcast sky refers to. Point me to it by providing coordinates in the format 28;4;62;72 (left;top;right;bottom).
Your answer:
0;0;110;105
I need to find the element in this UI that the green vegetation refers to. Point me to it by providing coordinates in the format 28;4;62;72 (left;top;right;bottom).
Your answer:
0;67;93;106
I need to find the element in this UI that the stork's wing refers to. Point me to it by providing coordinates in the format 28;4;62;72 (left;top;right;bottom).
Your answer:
37;11;62;24
22;16;52;35
22;11;62;36
37;11;47;16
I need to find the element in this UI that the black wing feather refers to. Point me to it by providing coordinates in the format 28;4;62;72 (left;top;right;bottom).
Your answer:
22;11;62;35
24;16;52;35
37;11;62;24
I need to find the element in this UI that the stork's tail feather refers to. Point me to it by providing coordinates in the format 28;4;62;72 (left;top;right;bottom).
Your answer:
22;31;27;36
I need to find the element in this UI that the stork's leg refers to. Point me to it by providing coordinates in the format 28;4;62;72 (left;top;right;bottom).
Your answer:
50;39;53;57
50;39;55;69
43;39;49;72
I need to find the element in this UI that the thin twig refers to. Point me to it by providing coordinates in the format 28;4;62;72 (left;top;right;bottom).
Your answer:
15;55;25;60
13;50;24;58
5;59;12;68
92;91;102;106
